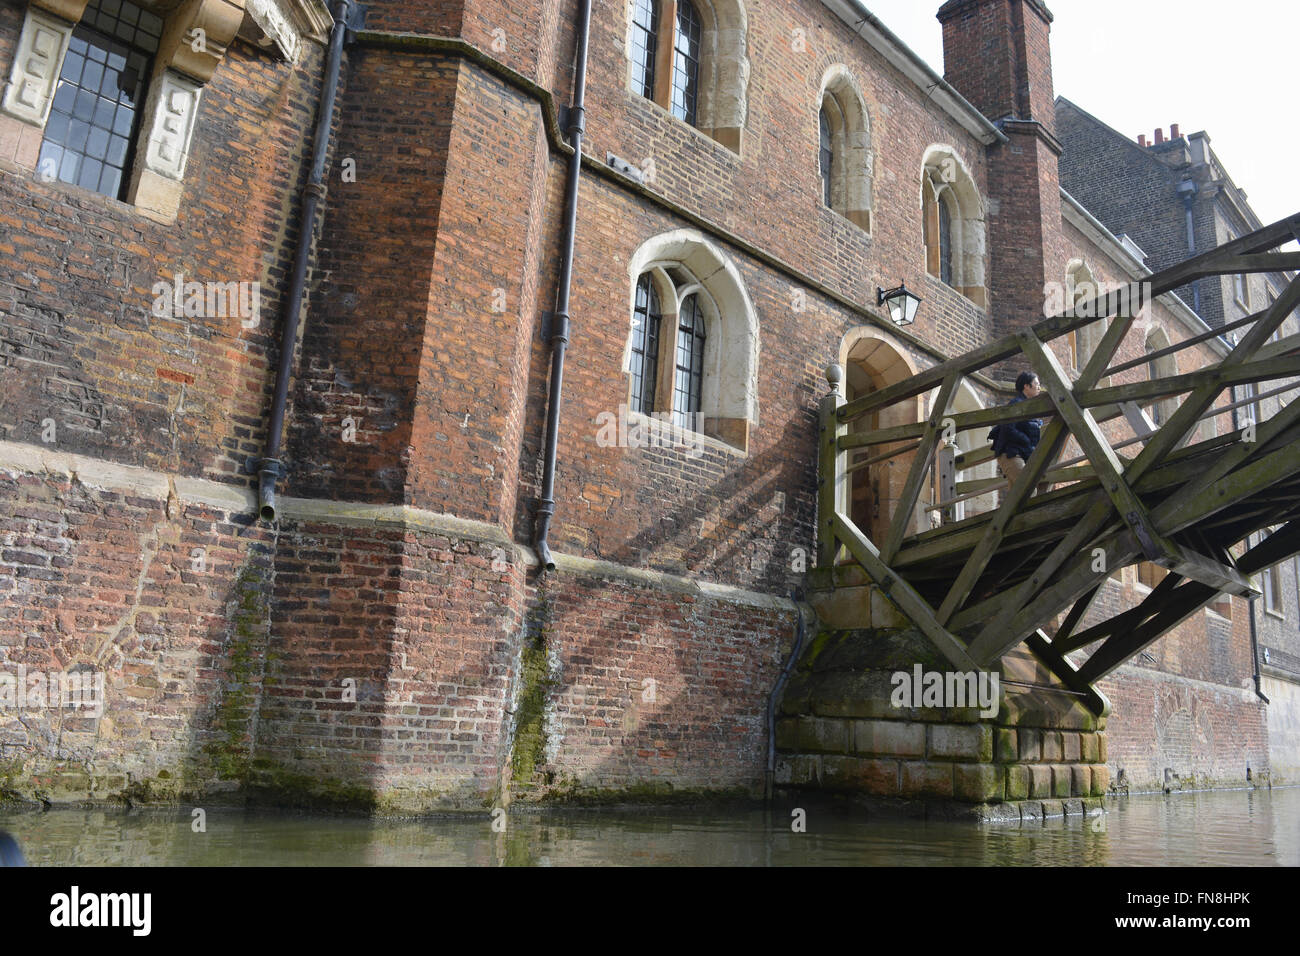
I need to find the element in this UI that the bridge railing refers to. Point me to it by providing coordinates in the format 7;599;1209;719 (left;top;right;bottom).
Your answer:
815;213;1300;702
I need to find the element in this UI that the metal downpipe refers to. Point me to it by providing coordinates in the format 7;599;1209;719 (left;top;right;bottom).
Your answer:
257;0;354;522
533;0;593;571
766;602;807;802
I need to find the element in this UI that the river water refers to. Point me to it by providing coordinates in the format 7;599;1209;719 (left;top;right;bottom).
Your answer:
0;786;1295;866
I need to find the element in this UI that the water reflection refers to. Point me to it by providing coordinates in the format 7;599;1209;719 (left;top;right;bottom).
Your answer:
0;787;1295;866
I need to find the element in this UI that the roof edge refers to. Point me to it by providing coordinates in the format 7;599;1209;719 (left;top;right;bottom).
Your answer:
1060;188;1230;357
821;0;1008;146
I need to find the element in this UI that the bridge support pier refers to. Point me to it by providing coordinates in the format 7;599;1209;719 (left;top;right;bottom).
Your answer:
774;622;1109;823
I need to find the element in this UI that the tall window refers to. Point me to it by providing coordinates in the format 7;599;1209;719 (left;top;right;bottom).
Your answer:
819;106;832;208
937;196;953;285
670;1;702;125
921;148;986;307
38;0;162;201
1234;272;1250;308
630;0;659;100
1262;529;1283;616
673;294;706;427
1145;343;1162;426
817;72;872;230
630;274;662;413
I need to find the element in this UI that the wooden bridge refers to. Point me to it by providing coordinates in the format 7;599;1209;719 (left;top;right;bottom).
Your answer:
816;215;1300;715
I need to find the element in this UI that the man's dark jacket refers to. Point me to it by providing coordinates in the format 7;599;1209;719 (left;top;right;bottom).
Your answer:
988;394;1043;461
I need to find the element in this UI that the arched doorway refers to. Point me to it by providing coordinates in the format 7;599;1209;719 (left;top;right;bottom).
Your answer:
840;331;921;545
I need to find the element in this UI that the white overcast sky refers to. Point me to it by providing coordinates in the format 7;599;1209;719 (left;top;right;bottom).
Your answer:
863;0;1298;232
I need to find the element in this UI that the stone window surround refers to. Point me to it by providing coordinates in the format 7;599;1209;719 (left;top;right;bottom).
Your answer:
0;0;330;223
920;144;987;309
817;64;872;234
622;0;749;154
1064;258;1102;375
624;229;759;454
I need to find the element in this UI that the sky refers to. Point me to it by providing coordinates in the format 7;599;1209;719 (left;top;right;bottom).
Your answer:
861;0;1299;233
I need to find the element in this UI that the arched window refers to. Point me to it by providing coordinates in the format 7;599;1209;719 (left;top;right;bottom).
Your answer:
817;67;872;231
921;147;986;307
1065;260;1102;375
625;0;750;152
625;230;759;452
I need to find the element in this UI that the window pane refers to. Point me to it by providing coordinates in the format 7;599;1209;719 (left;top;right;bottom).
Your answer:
673;294;706;428
630;275;661;413
38;0;158;202
819;105;833;208
938;196;953;285
670;1;702;125
630;0;658;101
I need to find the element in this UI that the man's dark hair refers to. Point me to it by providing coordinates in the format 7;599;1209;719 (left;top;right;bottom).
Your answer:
1015;371;1039;395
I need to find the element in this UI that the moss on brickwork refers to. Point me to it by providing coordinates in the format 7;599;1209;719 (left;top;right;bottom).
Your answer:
509;600;555;796
536;780;756;807
244;761;379;813
205;563;271;785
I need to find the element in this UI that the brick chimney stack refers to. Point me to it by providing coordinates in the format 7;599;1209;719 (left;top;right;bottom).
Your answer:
938;0;1064;339
1171;124;1180;139
1155;127;1165;145
1139;134;1148;147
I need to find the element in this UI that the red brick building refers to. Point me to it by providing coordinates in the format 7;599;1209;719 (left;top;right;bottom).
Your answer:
0;0;1284;810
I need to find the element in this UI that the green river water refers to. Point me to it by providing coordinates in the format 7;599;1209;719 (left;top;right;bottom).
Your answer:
0;786;1295;866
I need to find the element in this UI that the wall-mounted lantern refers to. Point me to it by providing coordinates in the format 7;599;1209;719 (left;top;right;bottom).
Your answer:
877;283;921;327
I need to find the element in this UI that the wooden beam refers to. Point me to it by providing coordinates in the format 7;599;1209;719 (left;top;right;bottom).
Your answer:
831;513;978;671
835;215;1300;424
1086;353;1300;409
1208;252;1300;275
1152;441;1300;538
1054;572;1185;653
1159;539;1260;598
1025;630;1110;717
1053;584;1101;646
1075;580;1216;684
1023;330;1168;560
816;386;847;567
1127;274;1300;487
1104;308;1273;377
1077;522;1300;685
882;372;959;563
982;548;1140;665
960;309;1153;659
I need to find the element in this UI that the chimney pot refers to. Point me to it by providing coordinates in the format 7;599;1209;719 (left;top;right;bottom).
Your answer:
1171;124;1180;139
1155;128;1165;144
1138;134;1147;147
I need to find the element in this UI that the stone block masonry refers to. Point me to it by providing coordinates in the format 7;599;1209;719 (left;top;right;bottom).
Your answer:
775;629;1108;822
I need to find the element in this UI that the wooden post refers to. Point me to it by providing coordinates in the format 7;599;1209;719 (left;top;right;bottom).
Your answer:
817;364;847;567
938;440;959;524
